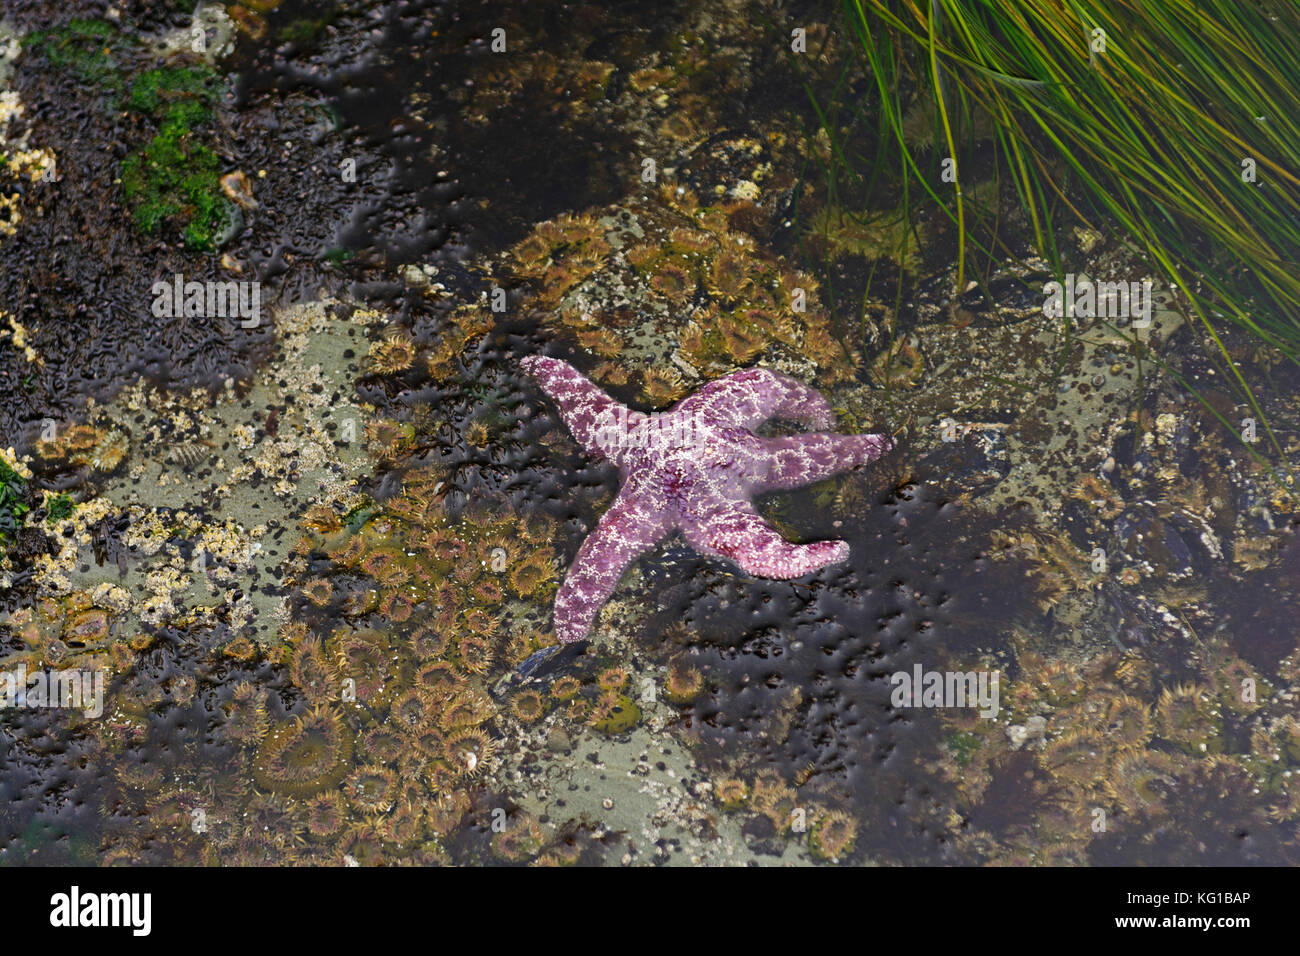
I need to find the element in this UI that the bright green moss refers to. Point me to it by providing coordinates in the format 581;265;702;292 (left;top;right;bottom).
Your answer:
45;493;74;524
119;66;233;251
22;19;130;94
0;457;29;545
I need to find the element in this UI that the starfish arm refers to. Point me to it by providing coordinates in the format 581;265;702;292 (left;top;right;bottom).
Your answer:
754;432;893;492
674;366;835;430
681;494;850;579
521;355;646;462
551;484;672;643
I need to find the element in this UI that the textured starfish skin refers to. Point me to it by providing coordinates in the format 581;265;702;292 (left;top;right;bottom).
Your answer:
521;355;892;644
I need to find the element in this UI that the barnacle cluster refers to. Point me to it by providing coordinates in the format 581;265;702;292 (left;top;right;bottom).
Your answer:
0;89;56;240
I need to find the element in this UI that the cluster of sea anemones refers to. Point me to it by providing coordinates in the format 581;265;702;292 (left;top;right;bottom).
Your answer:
36;422;131;473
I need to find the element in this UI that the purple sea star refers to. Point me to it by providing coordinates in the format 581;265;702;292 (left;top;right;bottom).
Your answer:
521;355;893;646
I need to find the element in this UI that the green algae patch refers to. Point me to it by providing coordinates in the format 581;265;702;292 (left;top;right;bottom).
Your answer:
0;456;29;545
590;695;642;735
120;66;234;251
44;493;74;525
22;19;132;96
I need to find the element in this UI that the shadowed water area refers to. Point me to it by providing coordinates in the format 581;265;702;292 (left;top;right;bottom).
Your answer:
0;0;1297;867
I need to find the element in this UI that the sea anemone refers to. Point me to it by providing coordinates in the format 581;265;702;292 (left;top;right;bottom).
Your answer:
411;727;446;760
390;691;430;731
716;313;766;364
664;661;704;704
709;248;751;300
511;690;546;723
587;692;641;735
576;327;623;359
415;660;461;698
377;801;423;847
326;534;367;568
87;429;130;473
289;636;338;703
507;550;557;598
1106;751;1179;816
64;609;112;644
460;608;502;639
564;697;590;722
869;336;925;389
809;809;858;861
1214;656;1266;715
445;728;496;777
425;791;471;838
426;338;463;383
640;366;689;406
472;577;504;604
649;261;695;304
335;630;390;703
300;504;342;535
424;760;458;795
362;728;405;764
303;792;347;839
490;812;545;862
301;578;334;607
1155;684;1223;755
364;420;416;463
367;332;417;375
750;772;797;831
511;232;553;277
379;588;415;623
344;765;400;814
438;687;495;730
455;633;496;676
1105;694;1153;749
551;676;582;701
223;681;268;743
465;420;491;448
358;546;405;581
222;636;259;662
714;777;749;811
1041;730;1109;791
597;666;629;691
252;705;354;798
629;64;673;92
339;823;386;867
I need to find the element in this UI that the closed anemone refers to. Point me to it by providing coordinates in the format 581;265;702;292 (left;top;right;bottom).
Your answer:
304;792;347;838
223;682;268;743
490;813;545;862
252;705;353;798
289;636;339;703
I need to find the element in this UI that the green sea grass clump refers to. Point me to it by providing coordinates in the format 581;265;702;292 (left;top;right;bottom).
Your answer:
836;0;1300;477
